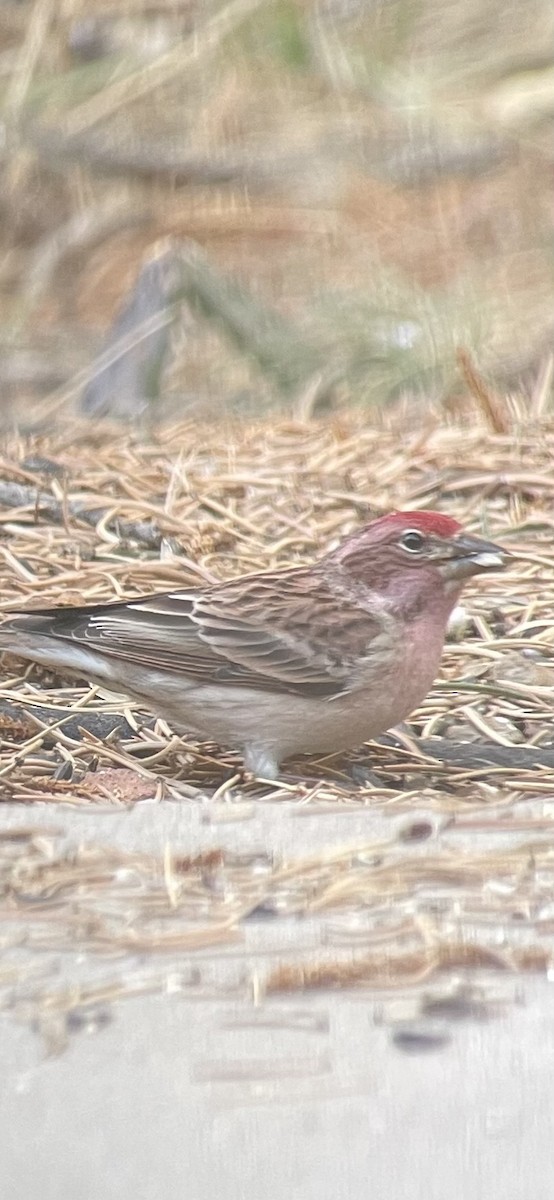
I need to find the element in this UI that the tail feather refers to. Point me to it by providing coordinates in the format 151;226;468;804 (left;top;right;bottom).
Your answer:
0;612;65;636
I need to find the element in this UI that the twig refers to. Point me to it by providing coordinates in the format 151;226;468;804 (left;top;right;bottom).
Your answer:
456;347;510;434
417;738;554;770
58;0;267;138
0;480;162;548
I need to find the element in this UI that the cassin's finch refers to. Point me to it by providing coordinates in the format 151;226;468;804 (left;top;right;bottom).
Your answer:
0;511;508;778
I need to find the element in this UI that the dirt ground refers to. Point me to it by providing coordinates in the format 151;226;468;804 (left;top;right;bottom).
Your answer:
2;799;554;1200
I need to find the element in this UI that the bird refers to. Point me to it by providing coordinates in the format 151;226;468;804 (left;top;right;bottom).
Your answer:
0;511;508;779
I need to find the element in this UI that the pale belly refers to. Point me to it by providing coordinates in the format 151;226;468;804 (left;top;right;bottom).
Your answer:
131;625;444;763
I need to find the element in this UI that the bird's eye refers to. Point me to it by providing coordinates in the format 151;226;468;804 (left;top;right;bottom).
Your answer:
399;529;425;553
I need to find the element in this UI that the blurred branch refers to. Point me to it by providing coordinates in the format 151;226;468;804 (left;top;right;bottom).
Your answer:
417;738;554;770
3;0;56;117
80;242;185;419
64;240;503;421
0;481;162;550
21;196;151;313
456;347;510;434
80;237;337;417
58;0;267;138
175;239;332;397
23;122;257;187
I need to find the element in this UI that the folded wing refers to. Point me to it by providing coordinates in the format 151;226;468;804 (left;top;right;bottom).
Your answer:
2;568;385;697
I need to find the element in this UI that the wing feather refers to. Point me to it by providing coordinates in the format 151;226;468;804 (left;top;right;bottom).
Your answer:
4;568;387;697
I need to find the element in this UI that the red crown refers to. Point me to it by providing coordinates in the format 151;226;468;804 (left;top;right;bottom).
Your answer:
375;510;462;536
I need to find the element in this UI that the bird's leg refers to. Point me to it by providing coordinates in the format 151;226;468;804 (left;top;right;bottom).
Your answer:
242;743;281;782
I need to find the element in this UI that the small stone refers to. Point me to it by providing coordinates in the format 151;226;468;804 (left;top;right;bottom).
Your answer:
492;651;554;687
397;819;435;843
391;1020;451;1053
444;721;482;743
447;605;472;641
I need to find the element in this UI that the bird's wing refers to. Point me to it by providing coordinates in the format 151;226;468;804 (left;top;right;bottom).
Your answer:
4;568;388;697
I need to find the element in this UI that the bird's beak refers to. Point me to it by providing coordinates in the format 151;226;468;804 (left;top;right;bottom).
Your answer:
437;533;509;581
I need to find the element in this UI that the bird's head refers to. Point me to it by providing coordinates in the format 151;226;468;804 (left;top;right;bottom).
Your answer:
327;510;508;615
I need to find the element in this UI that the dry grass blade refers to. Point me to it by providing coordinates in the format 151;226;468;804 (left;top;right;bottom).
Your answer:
60;0;267;138
4;0;56;116
456;347;510;434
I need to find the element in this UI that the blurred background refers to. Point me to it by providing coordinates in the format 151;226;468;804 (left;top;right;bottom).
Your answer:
1;0;553;425
2;14;554;1194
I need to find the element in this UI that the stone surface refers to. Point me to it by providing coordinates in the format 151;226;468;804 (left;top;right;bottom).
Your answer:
1;797;554;1200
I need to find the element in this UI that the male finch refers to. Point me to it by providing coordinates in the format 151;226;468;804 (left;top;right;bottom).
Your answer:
0;511;507;778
